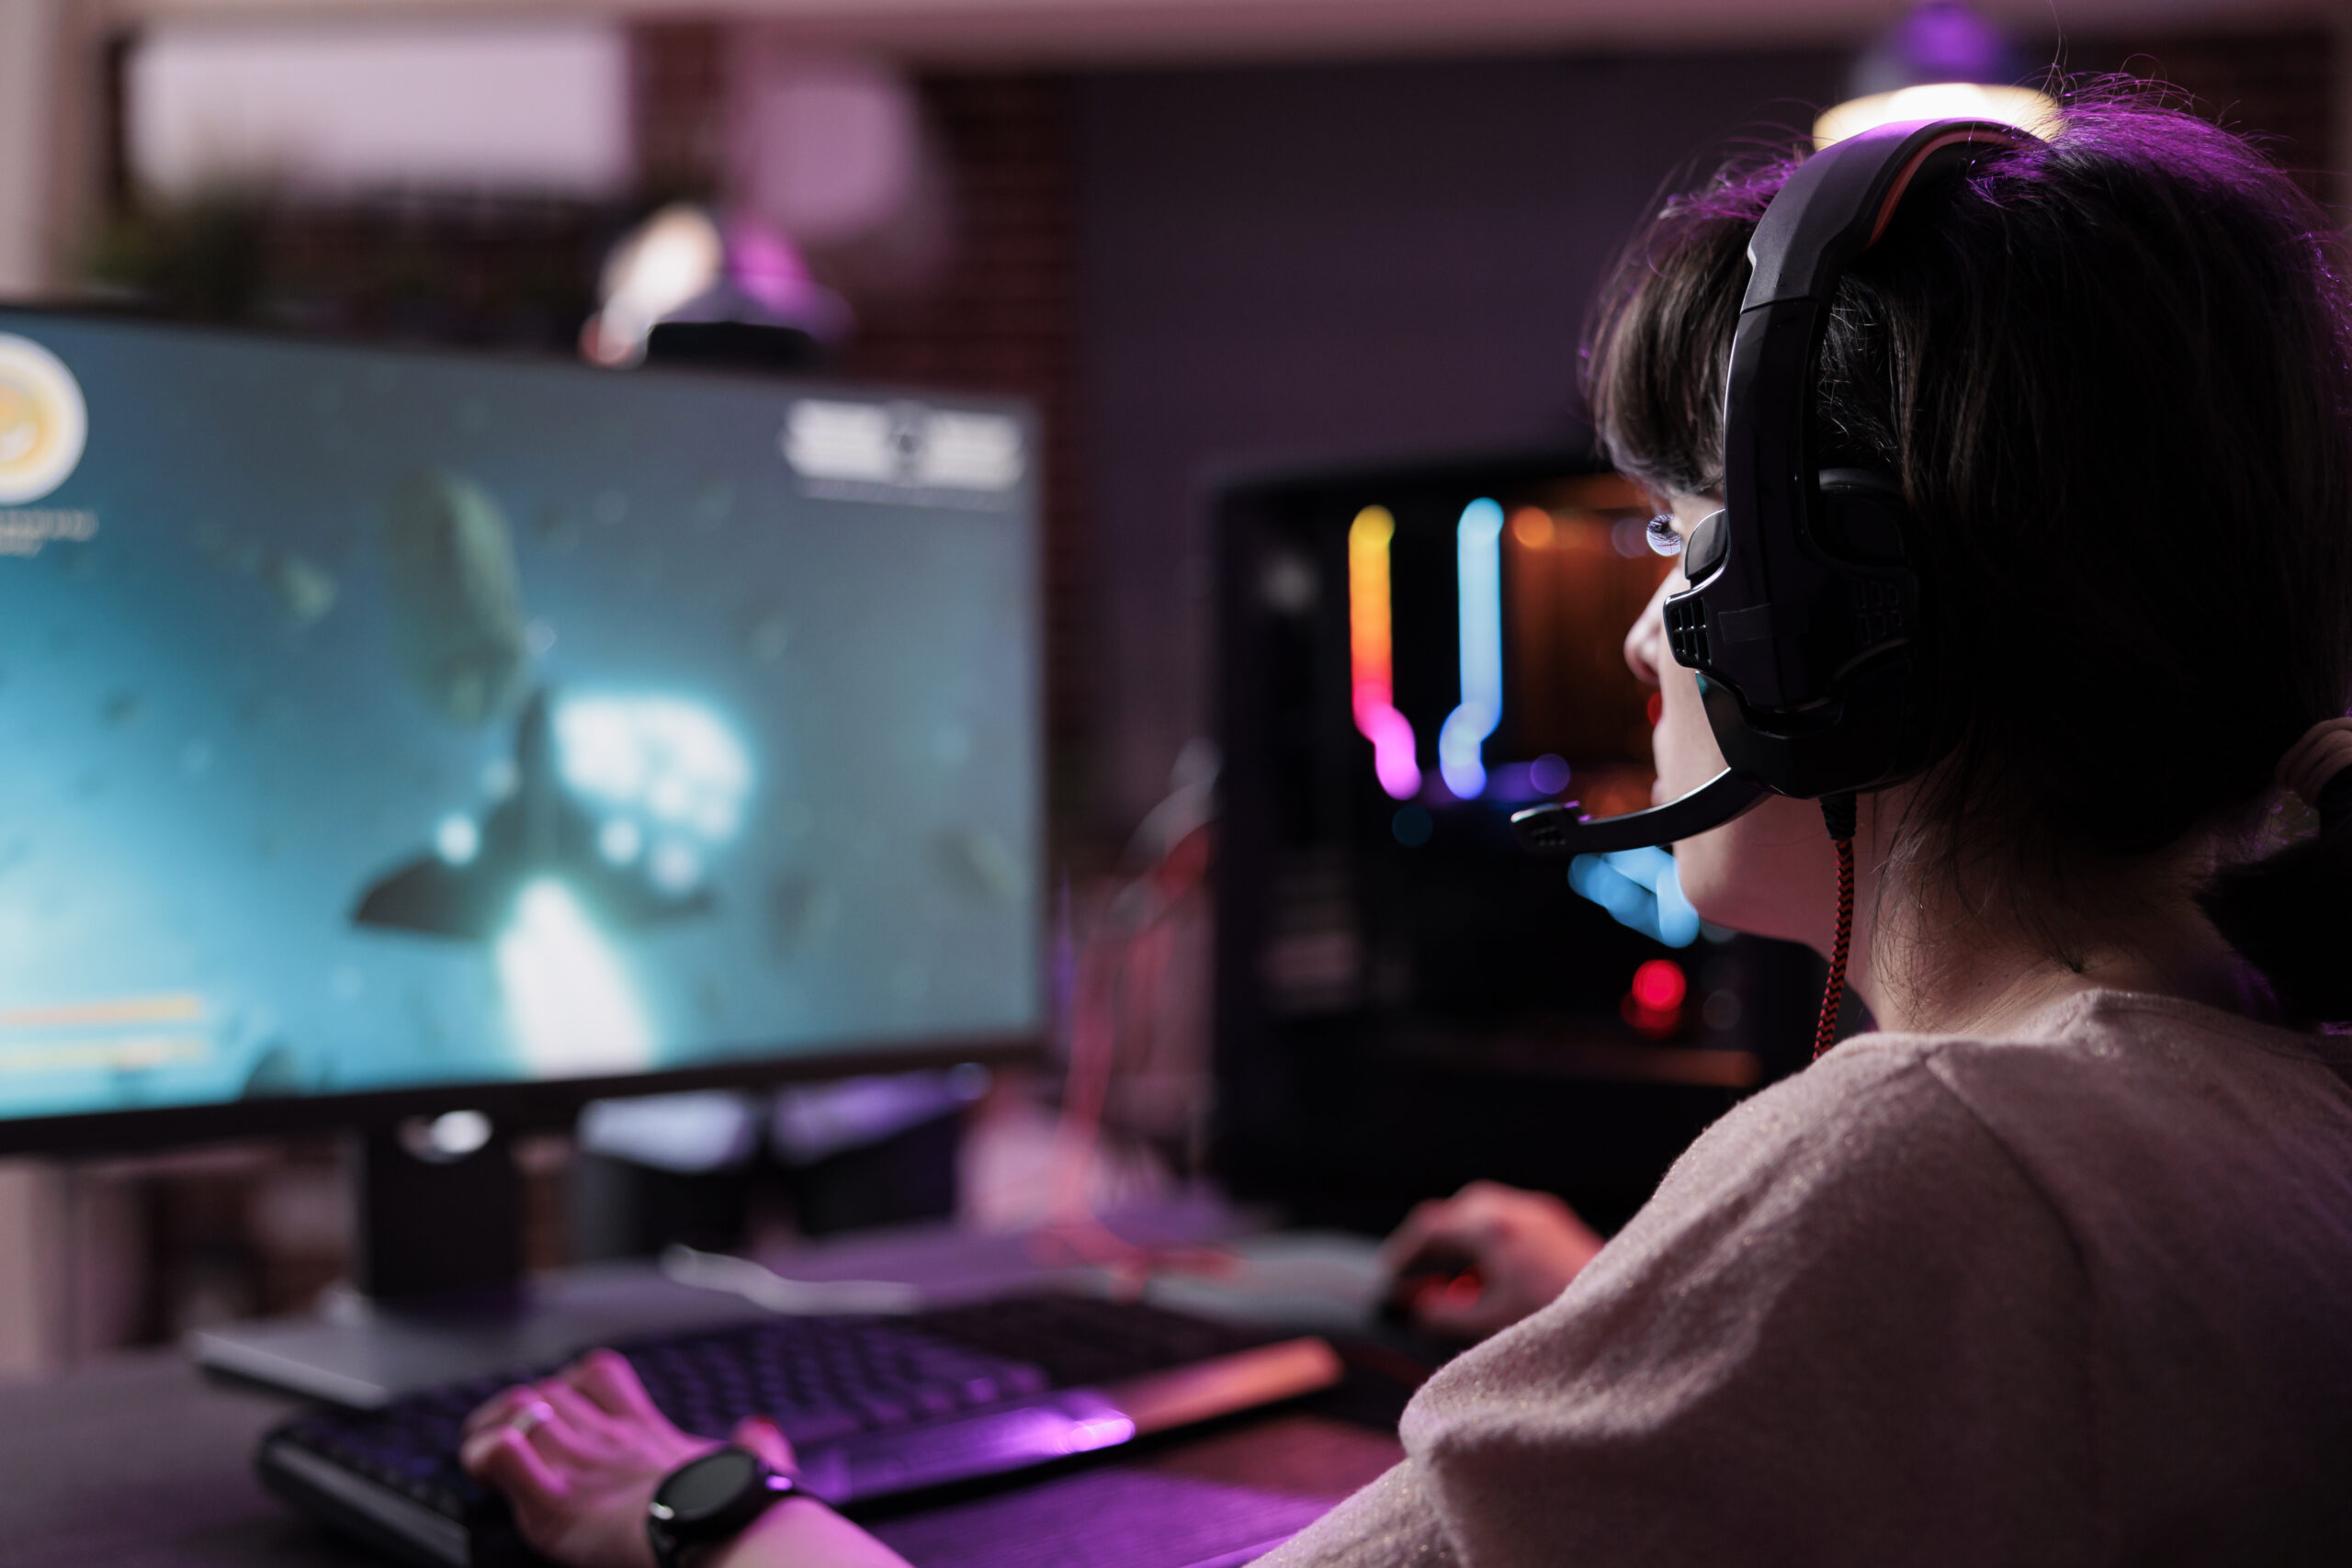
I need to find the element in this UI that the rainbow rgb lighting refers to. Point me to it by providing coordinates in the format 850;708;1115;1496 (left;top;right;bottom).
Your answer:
1438;498;1505;798
1348;506;1421;799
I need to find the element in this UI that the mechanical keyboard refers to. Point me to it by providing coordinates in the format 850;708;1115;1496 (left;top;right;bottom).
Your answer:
257;1292;1344;1568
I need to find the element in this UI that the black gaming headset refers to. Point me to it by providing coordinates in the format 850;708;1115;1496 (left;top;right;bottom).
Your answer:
1513;118;2041;859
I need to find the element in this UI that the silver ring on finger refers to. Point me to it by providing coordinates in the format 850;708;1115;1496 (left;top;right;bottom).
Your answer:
507;1400;556;1437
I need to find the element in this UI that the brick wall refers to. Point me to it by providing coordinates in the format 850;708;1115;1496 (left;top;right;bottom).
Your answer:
633;38;1096;854
2074;28;2338;203
829;78;1092;859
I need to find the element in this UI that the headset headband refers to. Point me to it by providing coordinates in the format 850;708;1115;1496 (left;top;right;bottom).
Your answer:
1515;118;2040;857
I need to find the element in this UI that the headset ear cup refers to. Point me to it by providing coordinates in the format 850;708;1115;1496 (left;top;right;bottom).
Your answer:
1809;474;1939;786
1703;122;2036;804
1814;469;1909;563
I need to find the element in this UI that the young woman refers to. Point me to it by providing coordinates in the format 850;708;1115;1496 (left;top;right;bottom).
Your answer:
458;91;2352;1565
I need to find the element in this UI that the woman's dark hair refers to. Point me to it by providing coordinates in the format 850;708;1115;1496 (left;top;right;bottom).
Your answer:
1586;87;2352;1016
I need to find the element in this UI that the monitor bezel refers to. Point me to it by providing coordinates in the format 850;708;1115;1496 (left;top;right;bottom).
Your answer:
0;1034;1043;1156
0;305;1050;1159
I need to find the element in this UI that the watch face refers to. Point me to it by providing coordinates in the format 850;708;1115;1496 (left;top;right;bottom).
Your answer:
659;1449;762;1523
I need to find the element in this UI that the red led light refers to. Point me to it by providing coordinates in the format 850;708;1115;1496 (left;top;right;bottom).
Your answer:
1632;959;1686;1011
1622;958;1687;1040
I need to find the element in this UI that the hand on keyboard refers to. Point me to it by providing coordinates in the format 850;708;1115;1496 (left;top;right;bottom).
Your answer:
459;1348;910;1568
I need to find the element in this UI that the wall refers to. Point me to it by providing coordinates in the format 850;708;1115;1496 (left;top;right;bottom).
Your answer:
832;78;1091;852
1071;50;1848;829
0;0;74;298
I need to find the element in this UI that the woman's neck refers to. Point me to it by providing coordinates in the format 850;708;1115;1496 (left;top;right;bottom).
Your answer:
1849;834;2248;1037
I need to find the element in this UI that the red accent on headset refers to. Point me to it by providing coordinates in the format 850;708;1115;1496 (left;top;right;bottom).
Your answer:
1866;126;2035;248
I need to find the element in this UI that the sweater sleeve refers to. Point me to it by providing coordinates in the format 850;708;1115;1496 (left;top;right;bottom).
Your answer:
1385;1041;2098;1568
1250;1456;1462;1568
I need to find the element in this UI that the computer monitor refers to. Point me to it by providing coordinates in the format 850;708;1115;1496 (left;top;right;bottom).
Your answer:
0;308;1043;1289
1213;449;1823;1235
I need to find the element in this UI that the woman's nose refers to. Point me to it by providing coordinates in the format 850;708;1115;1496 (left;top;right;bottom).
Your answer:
1624;572;1676;687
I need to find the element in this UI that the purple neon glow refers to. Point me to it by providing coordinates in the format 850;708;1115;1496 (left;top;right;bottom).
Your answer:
1354;695;1421;799
724;217;854;341
1348;506;1422;799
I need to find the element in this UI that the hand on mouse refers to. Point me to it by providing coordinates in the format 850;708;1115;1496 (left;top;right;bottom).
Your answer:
460;1349;910;1568
1378;1180;1604;1340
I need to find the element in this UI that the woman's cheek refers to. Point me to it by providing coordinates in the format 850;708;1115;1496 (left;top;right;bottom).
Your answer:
1649;657;1724;805
1671;829;1744;926
1649;655;1840;943
1677;795;1840;948
1640;555;1833;947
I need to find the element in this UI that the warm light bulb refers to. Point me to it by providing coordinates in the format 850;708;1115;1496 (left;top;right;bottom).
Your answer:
1813;83;2058;149
582;204;724;366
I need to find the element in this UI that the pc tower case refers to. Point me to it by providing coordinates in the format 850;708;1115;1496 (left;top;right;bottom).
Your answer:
1212;447;1825;1235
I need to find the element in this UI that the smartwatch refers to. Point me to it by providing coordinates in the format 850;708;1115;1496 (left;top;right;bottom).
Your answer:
646;1447;802;1568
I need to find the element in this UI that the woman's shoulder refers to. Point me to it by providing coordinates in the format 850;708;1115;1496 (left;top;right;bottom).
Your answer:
1841;988;2352;1173
1653;1021;2014;1205
1402;1008;2124;1454
1729;986;2350;1163
1399;996;2352;1564
1894;989;2352;1238
1610;987;2314;1269
1641;987;2352;1303
1458;1025;2088;1359
1401;1012;2101;1556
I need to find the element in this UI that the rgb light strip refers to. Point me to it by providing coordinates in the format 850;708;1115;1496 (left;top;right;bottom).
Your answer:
1438;498;1504;798
1348;506;1421;799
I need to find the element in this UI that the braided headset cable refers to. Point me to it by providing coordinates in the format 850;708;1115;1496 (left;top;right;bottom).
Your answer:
1814;794;1859;1058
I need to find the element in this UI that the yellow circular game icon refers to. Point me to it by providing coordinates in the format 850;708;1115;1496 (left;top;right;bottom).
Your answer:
0;333;88;506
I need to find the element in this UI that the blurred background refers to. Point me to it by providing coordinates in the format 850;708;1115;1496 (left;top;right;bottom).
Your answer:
0;0;2338;1378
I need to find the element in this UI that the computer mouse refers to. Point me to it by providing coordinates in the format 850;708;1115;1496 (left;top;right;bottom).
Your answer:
1380;1241;1485;1326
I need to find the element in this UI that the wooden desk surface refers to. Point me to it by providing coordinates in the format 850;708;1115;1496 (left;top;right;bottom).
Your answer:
0;1346;1405;1568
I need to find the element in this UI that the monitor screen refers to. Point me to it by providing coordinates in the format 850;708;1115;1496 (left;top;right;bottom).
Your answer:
0;310;1041;1132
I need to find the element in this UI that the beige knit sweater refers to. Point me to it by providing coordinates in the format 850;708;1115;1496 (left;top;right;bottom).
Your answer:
1265;990;2352;1565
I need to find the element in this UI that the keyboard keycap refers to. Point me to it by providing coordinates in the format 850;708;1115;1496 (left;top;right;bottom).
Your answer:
778;1407;862;1445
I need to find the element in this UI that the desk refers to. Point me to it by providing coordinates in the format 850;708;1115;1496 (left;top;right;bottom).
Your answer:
0;1223;1416;1568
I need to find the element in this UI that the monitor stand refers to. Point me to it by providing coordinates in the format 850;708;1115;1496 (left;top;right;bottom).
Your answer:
187;1120;758;1408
